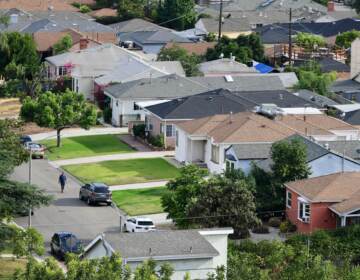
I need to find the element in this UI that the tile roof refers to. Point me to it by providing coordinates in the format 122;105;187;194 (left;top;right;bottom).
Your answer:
286;172;360;214
164;42;216;56
98;230;219;261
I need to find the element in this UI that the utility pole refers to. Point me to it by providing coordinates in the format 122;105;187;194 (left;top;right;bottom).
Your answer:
288;8;293;65
218;0;223;41
28;151;32;228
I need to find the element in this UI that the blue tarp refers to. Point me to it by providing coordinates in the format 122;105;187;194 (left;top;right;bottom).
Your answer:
255;63;273;74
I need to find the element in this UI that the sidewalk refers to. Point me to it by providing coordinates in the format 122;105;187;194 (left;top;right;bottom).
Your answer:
109;180;168;191
31;127;128;141
51;151;175;167
119;134;151;152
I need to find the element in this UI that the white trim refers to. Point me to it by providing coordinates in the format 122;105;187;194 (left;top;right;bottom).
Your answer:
286;190;292;208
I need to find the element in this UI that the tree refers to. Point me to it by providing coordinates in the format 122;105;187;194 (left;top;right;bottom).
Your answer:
79;5;92;13
206;34;264;64
336;30;360;49
53;35;73;55
352;0;360;14
157;0;196;30
187;171;259;237
20;90;97;147
134;259;174;280
295;32;326;51
157;45;201;76
118;0;146;20
161;165;208;228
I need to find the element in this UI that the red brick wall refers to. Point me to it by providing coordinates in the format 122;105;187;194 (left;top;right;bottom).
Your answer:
286;189;337;233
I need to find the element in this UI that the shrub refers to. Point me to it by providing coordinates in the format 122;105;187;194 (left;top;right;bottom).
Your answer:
252;225;270;234
133;124;146;139
71;2;81;8
103;107;112;124
148;134;164;148
79;5;91;13
268;217;282;228
280;221;297;233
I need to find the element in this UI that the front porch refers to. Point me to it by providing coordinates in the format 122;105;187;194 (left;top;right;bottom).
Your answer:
185;137;207;167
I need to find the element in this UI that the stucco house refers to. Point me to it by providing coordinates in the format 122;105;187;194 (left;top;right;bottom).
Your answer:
82;228;233;280
175;111;360;174
285;172;360;233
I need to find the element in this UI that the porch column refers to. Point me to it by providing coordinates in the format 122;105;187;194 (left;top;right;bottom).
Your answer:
341;216;346;227
190;139;193;164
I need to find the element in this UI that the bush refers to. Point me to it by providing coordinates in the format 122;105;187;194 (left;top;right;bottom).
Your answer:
148;134;164;148
71;2;81;8
279;221;297;233
268;217;282;228
230;229;250;239
103;107;112;124
252;225;270;234
133;124;146;139
79;5;91;13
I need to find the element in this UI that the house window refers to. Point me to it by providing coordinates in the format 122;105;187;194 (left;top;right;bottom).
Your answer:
58;66;67;76
211;144;219;164
226;160;235;171
175;130;179;147
286;191;292;208
160;123;163;134
298;201;310;222
166;125;173;137
133;103;140;110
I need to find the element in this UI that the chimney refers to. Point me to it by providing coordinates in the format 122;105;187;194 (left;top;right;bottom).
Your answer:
79;38;88;50
327;1;335;12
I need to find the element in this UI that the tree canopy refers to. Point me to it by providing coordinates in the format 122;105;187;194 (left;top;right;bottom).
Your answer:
352;0;360;14
336;30;360;49
20;90;97;147
295;32;326;51
157;45;201;76
206;34;265;64
118;0;146;20
53;35;73;55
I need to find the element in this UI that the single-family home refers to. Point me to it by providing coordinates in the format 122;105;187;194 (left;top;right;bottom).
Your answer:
255;134;360;177
104;74;288;127
175;111;360;174
198;58;257;76
143;88;320;148
285;172;360;233
82;228;233;280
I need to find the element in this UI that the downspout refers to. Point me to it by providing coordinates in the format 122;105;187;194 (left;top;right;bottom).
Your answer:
164;119;167;149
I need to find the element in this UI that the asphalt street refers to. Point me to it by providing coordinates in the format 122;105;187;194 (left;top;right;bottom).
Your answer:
11;159;123;252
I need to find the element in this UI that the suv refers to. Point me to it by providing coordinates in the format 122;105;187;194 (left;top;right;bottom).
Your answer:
79;182;112;206
50;232;82;260
124;217;155;233
25;142;45;159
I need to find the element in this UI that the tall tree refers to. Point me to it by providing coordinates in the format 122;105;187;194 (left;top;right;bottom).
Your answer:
352;0;360;14
336;30;360;49
118;0;146;20
53;35;73;55
295;32;326;51
157;0;196;30
161;165;208;228
188;171;259;237
20;90;97;147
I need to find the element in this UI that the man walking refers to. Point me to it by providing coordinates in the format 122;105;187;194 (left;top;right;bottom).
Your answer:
59;172;67;193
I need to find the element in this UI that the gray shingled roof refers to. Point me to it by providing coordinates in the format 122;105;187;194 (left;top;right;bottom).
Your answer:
120;30;191;44
318;140;360;160
109;18;168;34
228;143;273;160
331;79;360;93
292;90;338;107
104;74;286;100
102;230;219;261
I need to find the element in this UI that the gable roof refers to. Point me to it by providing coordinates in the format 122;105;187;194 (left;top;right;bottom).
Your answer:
331;79;360;93
120;30;191;45
293;89;338;107
104;74;286;100
89;8;117;18
109;18;169;34
198;58;257;75
145;89;319;120
0;0;77;11
294;57;350;73
228;143;273;160
164;42;216;56
89;230;219;261
286;172;360;208
33;29;82;52
343;110;360;125
319;140;360;160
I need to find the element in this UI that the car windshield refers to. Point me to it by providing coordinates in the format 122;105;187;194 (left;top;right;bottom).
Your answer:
61;235;79;249
138;221;154;226
94;186;108;193
29;143;41;149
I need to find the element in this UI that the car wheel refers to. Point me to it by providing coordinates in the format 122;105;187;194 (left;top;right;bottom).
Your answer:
87;197;92;206
107;202;112;206
79;193;83;201
132;229;135;233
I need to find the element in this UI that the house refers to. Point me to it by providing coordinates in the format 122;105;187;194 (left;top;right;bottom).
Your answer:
0;0;78;11
104;74;288;127
82;228;233;280
175;111;360;174
143;88;320;148
285;172;360;233
292;89;339;108
163;42;216;56
198;58;257;76
255;134;360;177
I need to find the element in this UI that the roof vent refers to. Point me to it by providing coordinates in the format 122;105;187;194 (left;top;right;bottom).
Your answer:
324;143;329;150
208;96;213;101
224;75;234;82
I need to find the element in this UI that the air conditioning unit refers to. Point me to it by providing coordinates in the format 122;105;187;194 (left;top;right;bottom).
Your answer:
303;217;310;223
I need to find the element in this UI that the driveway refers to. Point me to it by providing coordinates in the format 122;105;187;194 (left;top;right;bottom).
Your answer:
11;160;123;252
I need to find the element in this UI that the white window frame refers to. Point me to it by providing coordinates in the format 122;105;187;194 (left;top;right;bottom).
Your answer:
166;124;173;137
211;144;219;164
298;199;310;222
286;190;292;208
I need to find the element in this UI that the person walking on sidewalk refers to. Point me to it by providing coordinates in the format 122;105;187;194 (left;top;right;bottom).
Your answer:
59;172;67;193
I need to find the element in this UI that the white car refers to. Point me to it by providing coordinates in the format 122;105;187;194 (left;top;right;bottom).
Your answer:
25;142;45;158
124;217;155;233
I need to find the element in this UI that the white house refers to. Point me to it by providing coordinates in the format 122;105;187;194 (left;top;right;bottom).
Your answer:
175;111;360;174
82;228;233;280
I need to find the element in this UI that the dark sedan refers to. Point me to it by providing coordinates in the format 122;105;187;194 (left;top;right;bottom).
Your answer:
79;182;112;206
50;232;82;260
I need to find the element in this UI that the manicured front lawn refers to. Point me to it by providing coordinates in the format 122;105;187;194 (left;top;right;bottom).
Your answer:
112;187;167;215
0;258;27;279
41;134;133;160
63;158;179;185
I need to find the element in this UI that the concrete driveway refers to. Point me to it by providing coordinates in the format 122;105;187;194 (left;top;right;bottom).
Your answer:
11;160;123;252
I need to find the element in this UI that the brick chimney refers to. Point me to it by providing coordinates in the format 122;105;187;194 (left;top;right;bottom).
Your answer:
327;1;335;12
79;38;88;50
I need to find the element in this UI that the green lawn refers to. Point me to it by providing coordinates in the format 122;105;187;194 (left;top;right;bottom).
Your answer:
112;187;167;215
0;258;27;279
63;158;180;185
41;134;133;160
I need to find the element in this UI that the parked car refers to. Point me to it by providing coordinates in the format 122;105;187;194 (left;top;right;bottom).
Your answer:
24;142;45;158
79;182;112;206
124;217;155;233
20;135;32;145
50;232;82;260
